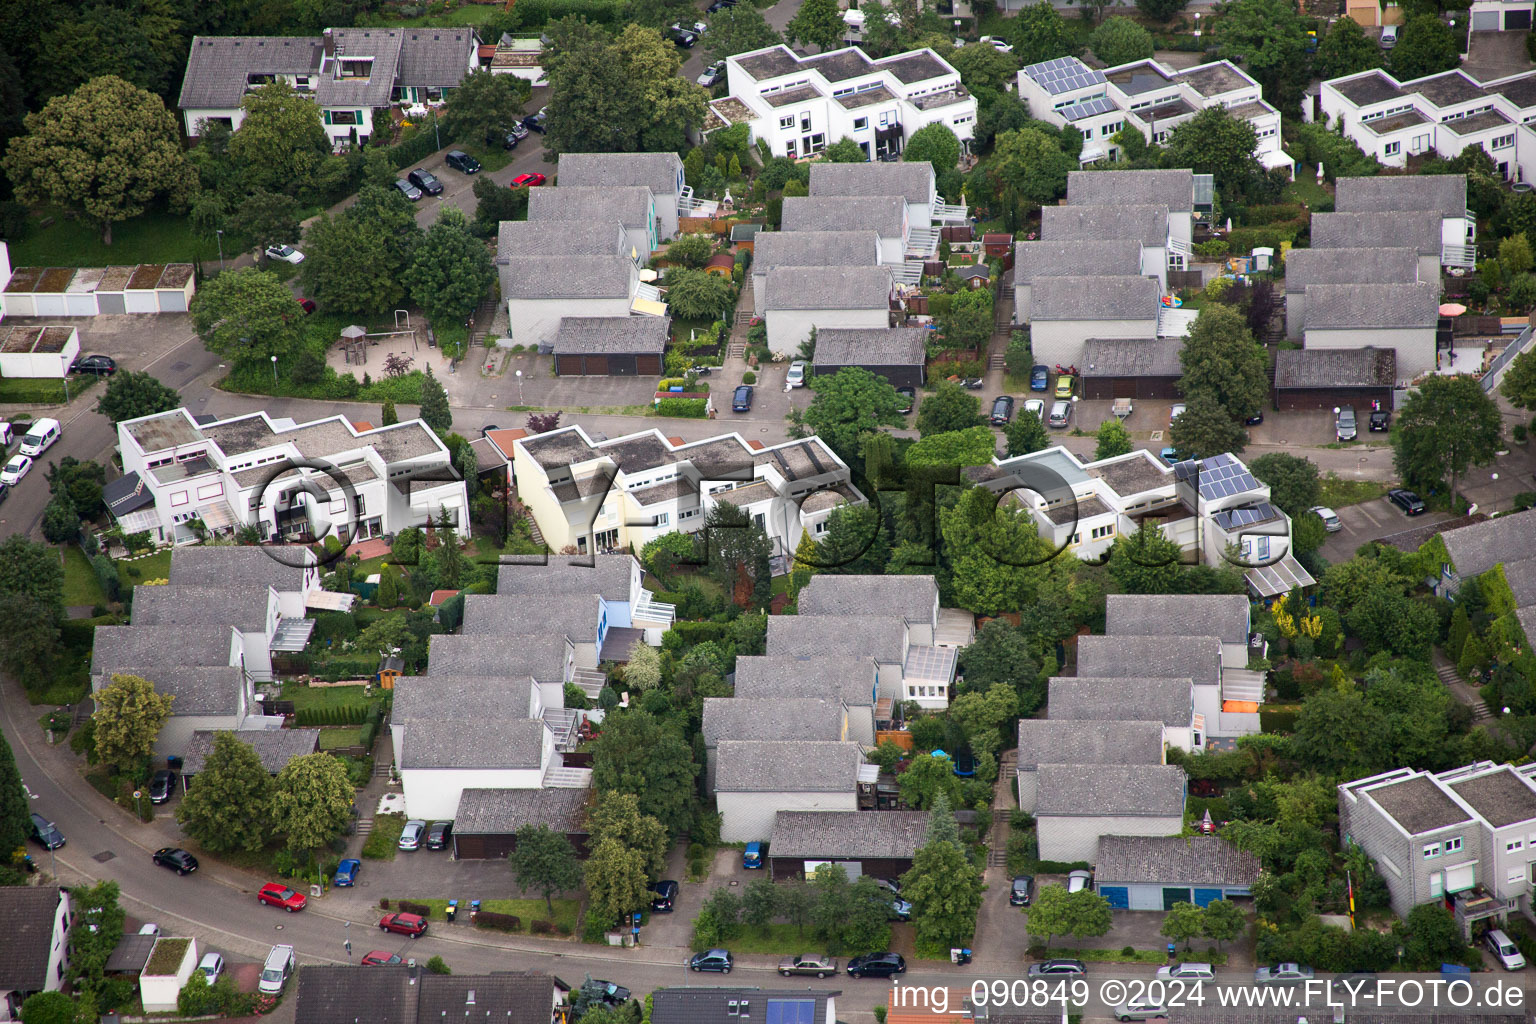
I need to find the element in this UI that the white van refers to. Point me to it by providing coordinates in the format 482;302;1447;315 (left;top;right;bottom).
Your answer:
1486;929;1525;970
19;418;60;457
258;944;295;994
0;422;13;448
1380;24;1398;48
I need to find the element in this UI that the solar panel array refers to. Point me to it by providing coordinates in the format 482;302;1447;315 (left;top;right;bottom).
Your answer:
766;1000;818;1024
1215;502;1278;530
1058;95;1116;121
1196;454;1261;501
1025;56;1106;95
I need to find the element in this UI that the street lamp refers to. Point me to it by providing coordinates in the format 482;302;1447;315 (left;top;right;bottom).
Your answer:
1491;472;1500;515
271;354;279;384
215;229;226;273
515;368;524;406
1194;12;1201;39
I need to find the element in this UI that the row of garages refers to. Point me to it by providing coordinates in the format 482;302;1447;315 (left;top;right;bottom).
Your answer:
3;262;196;317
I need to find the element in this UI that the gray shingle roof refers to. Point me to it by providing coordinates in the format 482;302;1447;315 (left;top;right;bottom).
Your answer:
798;575;937;624
732;655;878;705
1068;169;1195;212
453;787;589;834
1076;634;1221;685
92;624;234;674
426;634;571;681
130;584;273;632
417;974;556;1024
553;316;669;355
0;887;64;991
105;471;155;516
169;545;311;589
500;256;634;300
295;965;418;1024
182;728;320;774
809;162;934;205
781;195;906;238
400;717;547;769
1274;347;1397;389
1519;606;1536;648
702;697;845;746
769;810;929;859
1303;281;1441;330
496;554;636;601
1047;676;1193;727
557;152;683;196
393;674;534;721
395;28;474;86
1440;508;1536;578
1041;204;1168;245
766;614;907;664
1106;595;1250;645
202;412;441;463
1083;337;1181;377
318;29;406;107
461;592;599;639
713;740;863;793
297;969;557;1024
1031;275;1159;321
764;265;892;311
1335;174;1467;220
1035;763;1186;816
812;327;927;367
1282;246;1419;292
1309;211;1444;255
1094;835;1260;886
178;36;325;109
1014;239;1143;283
1365;773;1473;834
1016;718;1166;770
497;220;626;258
1503;555;1536;607
94;666;244;716
752;230;882;272
527;186;654;230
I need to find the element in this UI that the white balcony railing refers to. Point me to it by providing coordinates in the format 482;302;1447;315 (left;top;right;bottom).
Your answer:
1443;243;1477;268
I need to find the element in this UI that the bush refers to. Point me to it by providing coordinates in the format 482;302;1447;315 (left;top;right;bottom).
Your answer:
742;371;757;385
530;919;555;935
398;900;431;918
425;956;451;974
655;396;708;418
1259;706;1301;733
474;911;522;932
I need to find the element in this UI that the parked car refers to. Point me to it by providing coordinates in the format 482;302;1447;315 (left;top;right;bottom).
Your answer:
1157;963;1215;980
650;879;678;912
732;384;754;412
362;951;403;967
689;949;734;973
445;150;481;173
398;819;427;850
1054;374;1075;399
697;60;727;86
258;946;295;995
1309;506;1342;532
669;26;698;46
895;386;916;414
1010;875;1034;906
508;121;529;141
425;821;453;849
297;297;317;314
139;924;161;938
786;360;806;387
393;179;424;201
1;455;31;486
1487;929;1526;970
886;897;912;921
1387;488;1426;515
1028;959;1087;977
1024;398;1045;420
981;35;1014;52
1380;24;1398;47
407;168;443;196
706;0;737;10
379;912;428;937
1067;869;1092;894
1159;446;1179;464
873;877;901;895
779;954;838;977
1047;401;1071;428
1111;1001;1167;1022
71;353;117;375
488;126;520;150
1335;404;1357;441
149;769;177;803
257;883;307;912
19;419;60;457
264;244;304;264
1369;408;1390;431
1029;364;1049;391
152;848;198;875
0;482;8;507
28;813;63;850
1169;403;1186;425
1254;963;1314;984
743;843;764;869
198;953;224;986
581;980;631;1005
988;394;1015;425
510;172;547;188
846;953;905;978
333;858;360;887
670;20;707;35
1245;411;1264;426
521;109;547;134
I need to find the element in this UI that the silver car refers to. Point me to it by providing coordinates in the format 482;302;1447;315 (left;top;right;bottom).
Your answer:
1309;506;1342;532
1047;400;1071;428
697;60;727;86
398;819;427;850
1111;1001;1167;1022
1335;405;1357;441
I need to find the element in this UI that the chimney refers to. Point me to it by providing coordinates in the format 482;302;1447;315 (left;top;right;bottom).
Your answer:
323;28;335;56
408;959;419;985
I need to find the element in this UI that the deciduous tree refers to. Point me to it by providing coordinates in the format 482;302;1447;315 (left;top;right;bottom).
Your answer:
948;682;1019;754
234;190;302;257
272;752;354;856
664;234;714;269
545;25;708;157
822;137;868;162
1007;2;1076;65
175;733;274;852
1202;898;1245;948
1164;108;1262;200
905;426;998;469
403;208;496;327
471;174;529;238
96;370;180;425
1169;392;1248;458
786;0;845;52
1094;419;1133;460
67;880;125;994
897;752;965;810
1502;349;1536;411
1161;901;1206;949
1005;411;1050;457
940;484;1070;616
1210;0;1312;114
190;268;308;367
949;44;1022;96
623;640;662;691
1107;526;1185;595
0;730;29;881
587;792;670;878
1248;453;1322;518
794;367;906;468
442;69;527;148
1391;373;1503;506
957;620;1042;707
1314;16;1382;80
904;123;962;173
901;837;983;949
917;380;983;436
664;268;737;321
1089;16;1154;66
584;837;651;925
706;4;783;63
983;127;1073;225
226;81;331;196
938;288;994;352
508;824;582;913
1388;15;1459;81
815;503;891;575
591;711;698;834
92;674;173;771
20;992;73;1024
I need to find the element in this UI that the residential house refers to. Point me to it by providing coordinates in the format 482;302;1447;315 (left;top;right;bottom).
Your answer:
497;220;628;259
731;655;880;743
1092;835;1261;909
1274;348;1398;412
701;697;849;791
1282;246;1420;339
652;988;837;1024
178;27;478;146
112;407;467;545
1035;764;1187;863
716;44;977;161
811;326;927;389
459;593;611;665
497;554;676;638
1310;212;1451;283
1039;204;1173;284
1435;508;1536;648
1047;676;1198;752
1028;275;1161;371
715;739;865;843
295;966;564;1024
1016;718;1167;814
767;809;930;880
511;425;866;559
527;186;659;259
764;263;896;359
797;574;940;645
181;728;321;783
1078;634;1232;738
0;887;70;1022
1105;594;1252;669
484;35;546;86
498;257;655;352
1339;760;1536;932
767;612;957;709
555;152;692;242
550;316;669;377
1012;240;1143;321
780;196;910;264
1301;282;1442;379
1330;173;1477;268
1067;169;1200;250
450;787;591;859
808;161;967;231
751;231;884;316
886;988;985;1024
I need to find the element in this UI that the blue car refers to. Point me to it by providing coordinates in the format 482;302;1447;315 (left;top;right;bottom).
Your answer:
333;859;360;887
743;842;764;869
1029;364;1049;391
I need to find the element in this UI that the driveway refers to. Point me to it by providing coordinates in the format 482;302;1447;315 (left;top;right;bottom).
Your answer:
1318;495;1449;563
1465;30;1535;81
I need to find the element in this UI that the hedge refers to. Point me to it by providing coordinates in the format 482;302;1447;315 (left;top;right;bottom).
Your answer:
655;396;708;418
385;116;450;171
502;0;625;27
474;911;522;932
662;621;729;650
398;900;432;918
1259;705;1301;733
294;704;372;726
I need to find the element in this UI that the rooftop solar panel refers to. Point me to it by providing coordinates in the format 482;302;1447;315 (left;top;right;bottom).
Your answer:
767;1000;817;1024
1025;56;1107;95
1060;96;1117;120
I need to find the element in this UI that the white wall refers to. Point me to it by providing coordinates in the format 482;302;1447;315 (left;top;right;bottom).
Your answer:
1036;812;1184;863
766;308;888;357
717;790;859;843
1304;325;1435;379
139;938;198;1013
400;767;546;820
503;296;633;350
0;330;77;378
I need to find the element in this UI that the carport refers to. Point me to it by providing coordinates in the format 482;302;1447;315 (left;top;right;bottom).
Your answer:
1273;347;1396;411
450;787;590;860
766;809;929;881
1094;835;1260;911
1081;337;1182;400
552;316;667;377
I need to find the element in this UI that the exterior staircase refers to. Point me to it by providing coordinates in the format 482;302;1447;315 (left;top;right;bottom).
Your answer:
1436;657;1494;722
734;310;753;326
356;816;374;837
543;764;594;788
522;507;545;548
469;295;497;347
542;708;581;751
988;352;1006;372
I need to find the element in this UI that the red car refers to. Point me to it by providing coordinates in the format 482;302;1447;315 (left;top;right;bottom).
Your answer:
257;883;307;912
296;297;317;314
361;951;403;966
509;173;546;188
379;912;428;937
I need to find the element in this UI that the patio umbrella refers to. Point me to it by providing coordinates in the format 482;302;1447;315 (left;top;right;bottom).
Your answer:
1439;303;1468;317
340;325;367;339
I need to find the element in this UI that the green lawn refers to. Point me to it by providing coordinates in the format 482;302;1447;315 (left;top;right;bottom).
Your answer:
318;726;366;750
117;550;172;590
362;813;407;860
714;922;891;955
0;375;97;405
61;547;108;607
1284;167;1333;208
1318;473;1391;510
8;208;231;268
403;897;582;934
280;682;377;711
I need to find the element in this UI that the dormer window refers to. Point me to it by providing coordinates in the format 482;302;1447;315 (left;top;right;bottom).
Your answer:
338;57;374;79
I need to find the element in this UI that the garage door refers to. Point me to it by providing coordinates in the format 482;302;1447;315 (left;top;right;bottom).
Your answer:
583;354;609;375
1446;863;1476;893
805;860;862;879
556;355;583;376
1472;9;1500;28
1163;887;1192;910
608;354;637;376
637;354;662;375
1112;380;1137;399
1193;888;1223;907
1509;9;1532;28
1100;886;1129;909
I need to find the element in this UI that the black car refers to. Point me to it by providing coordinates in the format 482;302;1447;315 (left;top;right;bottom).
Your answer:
732;385;754;412
0;482;8;507
706;0;737;10
487;127;520;151
444;150;481;174
846;953;905;978
1388;488;1426;515
895;386;915;414
153;847;199;875
71;353;117;375
407;168;443;196
990;395;1015;425
581;980;631;1005
1245;411;1264;426
425;821;453;850
650;879;678;912
1369;409;1390;431
521;110;548;134
149;769;177;804
669;26;698;46
29;813;64;850
1010;875;1034;906
689;949;733;973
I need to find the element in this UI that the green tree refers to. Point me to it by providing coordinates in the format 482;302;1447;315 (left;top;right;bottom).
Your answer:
66;881;124;994
471;173;529;238
1210;0;1312;114
441;69;527;148
707;3;783;62
1169;392;1247;458
1136;0;1189;23
1005;411;1050;456
948;683;1019;754
949;44;1022;96
1314;17;1382;80
917;380;983;436
1319;556;1410;611
402;207;495;326
1094;419;1133;460
816;503;892;575
665;268;736;320
1504;233;1536;276
272;752;354;856
795;367;906;467
810;863;853;949
4;75;195;244
226;81;330;196
587;792;670;878
1347;590;1440;660
1388;15;1459;80
938;288;994;352
233;190;302;257
174;733;274;852
419;365;452;433
95;370;180;425
901;836;983;949
1164;108;1261;199
1248;453;1322;518
300;198;418;316
1392;374;1503;506
905;426;999;469
1007;1;1075;65
905;123;962;173
665;234;714;269
742;877;779;932
924;791;962;849
0;535;65;622
897;752;964;810
590;711;698;833
822;137;868;162
787;0;845;51
190;268;308;367
1202;898;1245;948
544;25;708;157
1107;526;1184;595
1502;349;1536;412
1090;16;1154;66
985;126;1073;211
1179;300;1267;424
0;729;29;881
381;400;399;427
1402;903;1467;969
940;484;1069;617
584;836;651;925
92;673;173;771
958;619;1042;708
623;639;663;691
703;500;774;608
1161;901;1206;949
20;993;73;1024
508;824;582;913
40;494;79;545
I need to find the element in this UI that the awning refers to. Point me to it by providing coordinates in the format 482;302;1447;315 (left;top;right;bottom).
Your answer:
306;590;357;612
1245;553;1316;598
196;501;238;533
1258;149;1296;172
631;297;668;317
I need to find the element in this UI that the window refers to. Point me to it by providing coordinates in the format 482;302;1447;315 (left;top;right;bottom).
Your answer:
853;117;868;130
1508;839;1525;853
1091;524;1113;540
785;141;797;157
337;58;373;79
833;86;854;97
1424;843;1442;859
1511;868;1527;885
655;512;670;526
325;109;359;126
1383;141;1401;156
814;521;827;534
800;112;811;131
1102;121;1123;137
1445;837;1463;854
679;508;699;521
1493;133;1515;150
1429;872;1443;896
808;133;826;152
780;115;794;129
952;114;974;126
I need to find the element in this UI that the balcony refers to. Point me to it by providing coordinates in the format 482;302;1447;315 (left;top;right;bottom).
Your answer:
678;185;719;217
933;199;969;224
1452;886;1515;929
1443;243;1477;268
632;589;676;627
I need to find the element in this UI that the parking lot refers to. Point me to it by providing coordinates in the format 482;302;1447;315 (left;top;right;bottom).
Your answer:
1318;493;1450;563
